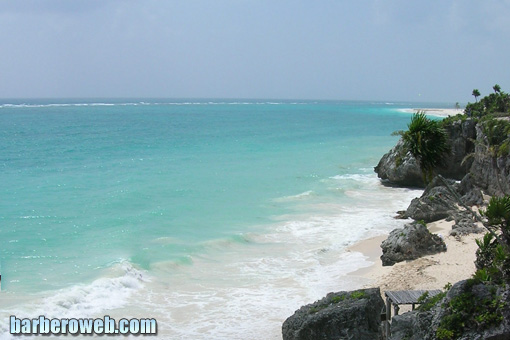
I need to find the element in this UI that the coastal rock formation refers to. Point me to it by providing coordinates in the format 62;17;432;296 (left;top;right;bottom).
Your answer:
450;210;483;236
374;139;425;187
374;119;476;188
405;176;459;223
380;221;447;266
468;123;510;197
282;288;384;340
439;119;477;179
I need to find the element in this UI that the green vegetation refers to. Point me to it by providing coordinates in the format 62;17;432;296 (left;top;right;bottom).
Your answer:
308;290;367;314
350;291;367;299
442;86;510;159
397;112;450;183
331;295;344;303
465;85;510;118
416;219;427;227
472;89;481;102
417;290;447;312
432;196;510;338
474;196;510;284
481;116;510;156
435;284;504;339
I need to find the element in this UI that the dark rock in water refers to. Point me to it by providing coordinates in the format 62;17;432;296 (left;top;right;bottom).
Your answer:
282;288;384;340
394;210;408;219
374;139;425;188
405;177;459;223
380;221;447;266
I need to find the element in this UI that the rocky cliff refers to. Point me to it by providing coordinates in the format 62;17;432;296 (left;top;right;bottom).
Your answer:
376;116;510;198
375;119;476;188
282;288;384;340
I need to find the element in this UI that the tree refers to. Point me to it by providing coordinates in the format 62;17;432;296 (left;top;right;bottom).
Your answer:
472;89;481;102
455;102;460;110
401;112;449;183
493;84;501;94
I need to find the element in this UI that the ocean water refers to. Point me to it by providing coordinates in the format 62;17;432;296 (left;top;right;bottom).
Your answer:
0;99;446;338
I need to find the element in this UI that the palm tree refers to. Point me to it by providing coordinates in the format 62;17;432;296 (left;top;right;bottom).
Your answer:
493;84;502;94
472;89;481;102
401;112;449;183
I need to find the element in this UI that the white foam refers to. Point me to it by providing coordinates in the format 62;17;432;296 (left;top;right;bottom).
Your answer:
0;171;422;339
112;181;421;339
0;262;147;337
273;190;314;202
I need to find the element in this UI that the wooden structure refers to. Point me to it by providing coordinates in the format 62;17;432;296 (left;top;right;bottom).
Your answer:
382;289;442;338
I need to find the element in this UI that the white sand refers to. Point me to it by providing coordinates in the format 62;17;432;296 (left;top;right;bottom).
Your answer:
347;219;481;292
401;108;464;118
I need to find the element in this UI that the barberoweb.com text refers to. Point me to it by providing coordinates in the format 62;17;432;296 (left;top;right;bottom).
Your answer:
10;315;157;335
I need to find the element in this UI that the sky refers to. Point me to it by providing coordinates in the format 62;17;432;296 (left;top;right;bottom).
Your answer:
0;0;509;103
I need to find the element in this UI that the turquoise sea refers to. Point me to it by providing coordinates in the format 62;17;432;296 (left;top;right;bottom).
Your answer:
0;99;447;338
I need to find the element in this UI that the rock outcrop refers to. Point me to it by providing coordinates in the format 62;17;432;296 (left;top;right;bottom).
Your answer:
404;176;459;222
374;139;425;187
450;210;483;236
467;123;510;197
374;119;476;188
282;288;384;340
380;221;447;266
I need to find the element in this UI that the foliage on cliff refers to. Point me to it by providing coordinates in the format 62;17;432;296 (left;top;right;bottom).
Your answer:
396;112;449;183
465;86;510;118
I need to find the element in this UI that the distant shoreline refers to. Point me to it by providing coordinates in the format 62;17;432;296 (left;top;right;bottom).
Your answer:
399;108;464;118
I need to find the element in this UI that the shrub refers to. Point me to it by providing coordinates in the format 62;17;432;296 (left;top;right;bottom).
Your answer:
400;112;449;183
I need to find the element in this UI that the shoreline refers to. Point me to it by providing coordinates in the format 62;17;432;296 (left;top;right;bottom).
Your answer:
346;218;479;292
400;108;464;118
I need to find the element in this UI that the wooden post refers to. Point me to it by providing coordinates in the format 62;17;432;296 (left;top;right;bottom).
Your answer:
385;296;392;339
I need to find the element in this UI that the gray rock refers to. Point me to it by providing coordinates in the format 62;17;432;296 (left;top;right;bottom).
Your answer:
438;119;477;179
389;310;432;340
380;221;447;266
468;123;510;196
374;119;476;188
450;210;483;236
374;139;426;187
282;288;384;340
459;174;485;206
405;177;459;223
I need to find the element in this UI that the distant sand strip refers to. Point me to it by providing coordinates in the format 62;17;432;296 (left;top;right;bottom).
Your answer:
400;108;464;118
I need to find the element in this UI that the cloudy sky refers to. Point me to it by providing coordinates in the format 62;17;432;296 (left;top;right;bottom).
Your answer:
1;1;509;102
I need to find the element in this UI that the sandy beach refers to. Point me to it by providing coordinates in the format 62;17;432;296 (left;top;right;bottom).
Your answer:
347;218;480;292
401;108;464;118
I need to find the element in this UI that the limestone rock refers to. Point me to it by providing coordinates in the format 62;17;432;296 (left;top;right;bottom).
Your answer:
374;139;425;187
374;119;476;188
405;177;459;223
380;221;447;266
468;123;510;196
282;288;384;340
